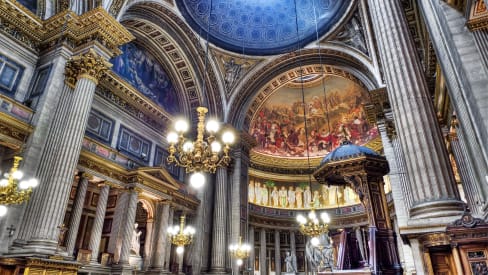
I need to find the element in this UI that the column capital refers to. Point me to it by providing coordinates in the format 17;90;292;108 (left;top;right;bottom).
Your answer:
80;171;94;180
65;49;112;87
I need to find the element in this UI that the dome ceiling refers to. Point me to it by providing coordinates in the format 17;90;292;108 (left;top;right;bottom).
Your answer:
177;0;351;55
249;75;379;161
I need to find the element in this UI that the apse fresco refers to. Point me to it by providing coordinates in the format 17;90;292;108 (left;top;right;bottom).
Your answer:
111;43;179;115
250;76;378;158
17;0;36;13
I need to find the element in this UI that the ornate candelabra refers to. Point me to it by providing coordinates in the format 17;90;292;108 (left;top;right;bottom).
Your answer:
166;107;235;188
0;156;38;216
296;203;330;240
229;236;252;266
167;215;195;254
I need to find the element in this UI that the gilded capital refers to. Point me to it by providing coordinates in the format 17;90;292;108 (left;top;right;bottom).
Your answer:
65;49;112;87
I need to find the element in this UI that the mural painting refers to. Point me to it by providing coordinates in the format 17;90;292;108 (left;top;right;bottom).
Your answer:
248;177;360;210
111;42;180;115
250;76;378;158
17;0;36;13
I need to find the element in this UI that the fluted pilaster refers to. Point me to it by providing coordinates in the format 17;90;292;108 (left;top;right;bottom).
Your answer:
260;228;266;275
274;230;281;275
66;173;91;255
88;183;110;262
150;202;170;270
368;0;464;218
210;167;228;273
118;189;139;265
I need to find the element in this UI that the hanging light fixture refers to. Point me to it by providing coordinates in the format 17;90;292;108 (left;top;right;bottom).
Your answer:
0;156;39;216
166;0;235;188
293;0;331;241
229;235;252;266
167;215;196;254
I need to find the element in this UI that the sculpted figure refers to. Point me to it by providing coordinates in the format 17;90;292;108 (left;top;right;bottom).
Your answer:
288;186;296;208
248;181;255;203
271;186;279;207
255;182;262;205
304;186;312;208
321;185;329;207
285;251;297;272
262;185;269;206
295;187;303;208
131;223;143;256
313;190;321;208
279;186;288;208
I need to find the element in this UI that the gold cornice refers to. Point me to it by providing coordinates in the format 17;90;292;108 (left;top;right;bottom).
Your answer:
79;150;128;185
0;112;34;150
0;2;134;54
248;168;318;182
100;71;173;125
250;151;323;170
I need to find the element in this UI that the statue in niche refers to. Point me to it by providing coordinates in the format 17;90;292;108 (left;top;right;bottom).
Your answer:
313;190;321;208
271;186;279;207
255;182;262;205
262;184;269;206
279;186;288;208
224;58;242;87
248;181;255;203
295;187;303;208
285;251;297;273
288;186;296;208
321;185;329;207
304;186;312;208
131;223;143;256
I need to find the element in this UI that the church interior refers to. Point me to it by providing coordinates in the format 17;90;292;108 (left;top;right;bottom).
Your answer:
0;0;488;274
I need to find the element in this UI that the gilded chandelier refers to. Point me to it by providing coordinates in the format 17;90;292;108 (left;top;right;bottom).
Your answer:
296;205;330;238
166;107;235;188
167;215;196;254
229;236;252;266
0;156;38;216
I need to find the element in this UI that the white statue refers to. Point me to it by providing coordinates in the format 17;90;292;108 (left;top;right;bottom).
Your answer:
303;186;312;208
255;182;262;205
248;181;255;203
285;251;297;273
131;223;143;256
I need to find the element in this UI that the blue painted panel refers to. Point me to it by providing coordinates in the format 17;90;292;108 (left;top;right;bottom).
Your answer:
111;43;180;114
17;0;37;13
177;0;350;55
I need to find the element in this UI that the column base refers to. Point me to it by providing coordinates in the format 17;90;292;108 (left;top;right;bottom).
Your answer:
409;200;465;219
145;268;172;275
7;239;61;257
111;263;136;275
204;269;231;275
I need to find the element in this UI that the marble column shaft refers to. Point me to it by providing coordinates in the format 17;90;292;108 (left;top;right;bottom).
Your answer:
368;0;463;218
118;189;139;265
151;203;170;269
260;228;266;275
210;167;228;272
66;173;90;255
274;230;281;275
88;184;110;262
290;231;296;269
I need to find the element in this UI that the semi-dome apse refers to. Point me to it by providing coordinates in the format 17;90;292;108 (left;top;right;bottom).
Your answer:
177;0;351;55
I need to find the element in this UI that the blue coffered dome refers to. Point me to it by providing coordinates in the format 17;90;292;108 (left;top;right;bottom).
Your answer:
177;0;351;55
320;142;381;165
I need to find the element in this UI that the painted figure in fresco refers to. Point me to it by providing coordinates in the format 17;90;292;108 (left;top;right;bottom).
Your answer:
288;186;296;208
295;187;303;208
224;58;242;87
271;186;279;207
248;181;255;203
337;186;345;205
255;182;262;205
131;223;143;256
313;191;321;208
262;185;269;206
304;186;312;208
279;186;288;208
321;185;329;207
328;186;338;205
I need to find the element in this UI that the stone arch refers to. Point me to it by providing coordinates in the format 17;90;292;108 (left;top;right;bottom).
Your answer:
226;47;381;131
119;2;223;121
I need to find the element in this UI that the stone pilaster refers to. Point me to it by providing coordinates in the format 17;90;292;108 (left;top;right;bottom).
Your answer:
164;207;174;272
248;226;255;272
14;49;111;254
66;172;91;256
274;230;281;275
117;188;139;265
209;167;229;274
368;0;465;218
259;228;266;275
150;202;170;271
231;150;242;275
290;231;296;269
88;183;110;262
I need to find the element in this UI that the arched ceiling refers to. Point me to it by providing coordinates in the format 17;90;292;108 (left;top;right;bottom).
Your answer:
177;0;352;55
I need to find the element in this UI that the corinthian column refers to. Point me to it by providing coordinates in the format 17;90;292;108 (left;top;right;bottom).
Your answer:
259;228;266;275
66;172;91;256
150;202;170;271
274;230;281;275
88;183;110;262
14;49;111;253
118;188;139;265
368;0;464;218
209;167;229;274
